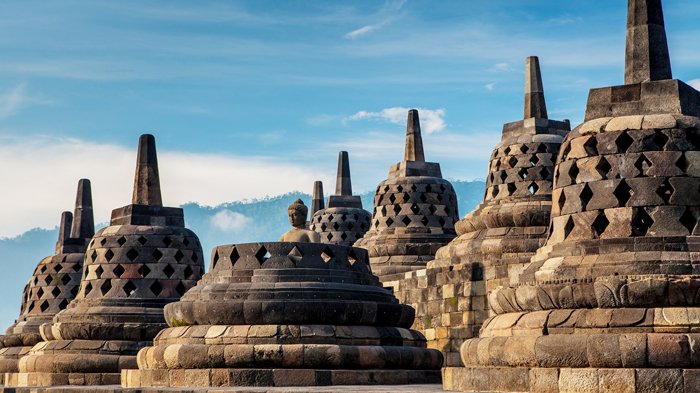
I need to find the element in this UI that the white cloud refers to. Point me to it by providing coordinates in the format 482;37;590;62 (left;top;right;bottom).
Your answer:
344;21;388;39
343;0;406;39
0;83;28;118
210;210;252;232
0;135;333;238
689;79;700;91
347;107;446;134
492;63;513;72
485;82;496;91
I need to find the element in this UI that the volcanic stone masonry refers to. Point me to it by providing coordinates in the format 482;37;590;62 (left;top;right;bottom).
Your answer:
0;179;94;384
355;109;459;279
387;57;570;367
310;151;372;247
444;0;700;392
121;209;443;388
4;134;205;387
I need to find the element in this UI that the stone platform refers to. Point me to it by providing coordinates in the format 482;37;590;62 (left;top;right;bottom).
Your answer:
0;383;444;393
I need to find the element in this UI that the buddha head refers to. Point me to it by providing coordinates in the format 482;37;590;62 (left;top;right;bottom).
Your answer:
287;199;308;229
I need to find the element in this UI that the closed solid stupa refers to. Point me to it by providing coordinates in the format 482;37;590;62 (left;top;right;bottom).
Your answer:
355;109;459;279
310;151;371;247
445;1;700;391
0;179;94;382
5;134;204;387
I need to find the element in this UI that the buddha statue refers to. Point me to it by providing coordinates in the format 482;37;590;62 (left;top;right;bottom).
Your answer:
279;198;321;243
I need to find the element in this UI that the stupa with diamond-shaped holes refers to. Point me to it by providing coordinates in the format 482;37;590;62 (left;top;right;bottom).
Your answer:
354;109;459;279
121;237;443;387
0;179;94;383
444;1;700;391
310;151;371;247
5;134;204;387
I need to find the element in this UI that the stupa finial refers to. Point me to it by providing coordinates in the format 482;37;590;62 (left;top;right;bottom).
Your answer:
524;56;548;119
132;134;163;206
70;178;94;240
625;0;672;84
56;211;73;250
404;109;425;162
335;151;352;196
311;181;325;217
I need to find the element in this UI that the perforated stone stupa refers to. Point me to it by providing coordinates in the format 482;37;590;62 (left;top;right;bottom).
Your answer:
4;134;204;387
310;151;371;247
122;237;443;386
0;179;94;383
355;110;459;279
445;1;700;391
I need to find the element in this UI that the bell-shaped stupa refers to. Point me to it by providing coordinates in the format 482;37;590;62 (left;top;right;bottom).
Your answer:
355;110;459;280
0;179;94;382
5;135;204;387
445;1;700;391
310;151;371;246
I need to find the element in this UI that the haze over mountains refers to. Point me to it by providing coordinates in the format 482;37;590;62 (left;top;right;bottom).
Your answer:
0;180;485;329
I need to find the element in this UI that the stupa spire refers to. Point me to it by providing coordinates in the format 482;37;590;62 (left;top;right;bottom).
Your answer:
335;151;352;196
310;181;324;217
132;134;163;206
625;0;672;84
404;109;425;162
524;56;548;119
70;178;94;240
56;211;73;250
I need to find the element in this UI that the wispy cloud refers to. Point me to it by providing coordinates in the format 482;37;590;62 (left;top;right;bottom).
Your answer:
485;82;497;91
689;79;700;91
347;107;446;134
0;83;50;118
344;21;389;39
210;210;252;232
491;63;514;72
343;0;407;39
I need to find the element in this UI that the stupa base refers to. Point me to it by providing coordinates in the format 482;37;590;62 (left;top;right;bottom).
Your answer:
122;368;441;388
4;371;121;387
443;365;700;392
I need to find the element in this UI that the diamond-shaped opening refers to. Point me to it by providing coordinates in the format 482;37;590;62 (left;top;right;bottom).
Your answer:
123;280;136;296
632;208;654;236
91;251;98;262
321;247;334;263
615;132;634;153
508;156;518;168
72;263;82;272
327;214;334;221
176;282;187;296
583;137;598;156
84;282;92;296
507;182;517;195
70;286;79;297
50;286;60;299
499;171;508;182
419;193;428;203
100;279;112;295
558;191;567;212
591;212;610;238
40;265;47;273
410;184;418;192
528;182;539;195
519;168;529;180
676;153;690;173
150;281;163;296
117;236;127;247
126;249;138;262
58;299;69;310
163;236;173;246
192;252;198;263
613;180;633;206
504;146;511;155
426;184;433;193
113;264;125;278
429;205;437;214
397;185;403;193
255;246;270;263
137;236;147;246
596;157;612;177
529;155;540;166
389;194;396;204
333;222;340;231
163;264;175;278
421;216;429;226
491;186;500;198
539;166;550;180
580;184;593;209
39;300;49;312
561;143;572;160
33;277;39;285
27;301;35;312
212;251;219;269
103;249;114;262
564;216;575;239
520;144;529;154
326;233;333;241
410;203;420;214
340;232;348;240
95;265;104;279
537;143;548;153
386;217;394;226
230;247;240;265
348;221;355;230
174;250;184;262
568;162;580;183
37;288;44;298
152;249;163;261
680;208;696;234
402;216;412;226
656;179;674;204
61;274;71;285
184;265;194;279
688;129;700;149
650;131;669;150
100;238;107;246
138;264;151;278
402;193;410;203
438;217;446;226
183;238;190;246
45;275;53;285
320;223;328;231
392;204;401;215
634;154;652;174
53;263;62;272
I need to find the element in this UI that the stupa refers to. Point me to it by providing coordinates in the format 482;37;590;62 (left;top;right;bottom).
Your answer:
310;151;372;247
122;201;442;388
445;1;700;391
310;180;325;219
0;179;94;382
390;57;570;367
5;134;204;387
355;109;459;279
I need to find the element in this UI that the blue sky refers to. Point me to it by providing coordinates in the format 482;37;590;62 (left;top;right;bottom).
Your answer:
0;0;699;237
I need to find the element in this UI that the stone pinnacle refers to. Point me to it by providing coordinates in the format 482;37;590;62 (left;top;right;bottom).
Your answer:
70;178;95;240
311;180;325;217
57;211;73;249
405;109;425;162
132;134;163;206
335;151;352;196
625;0;672;84
524;56;548;119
